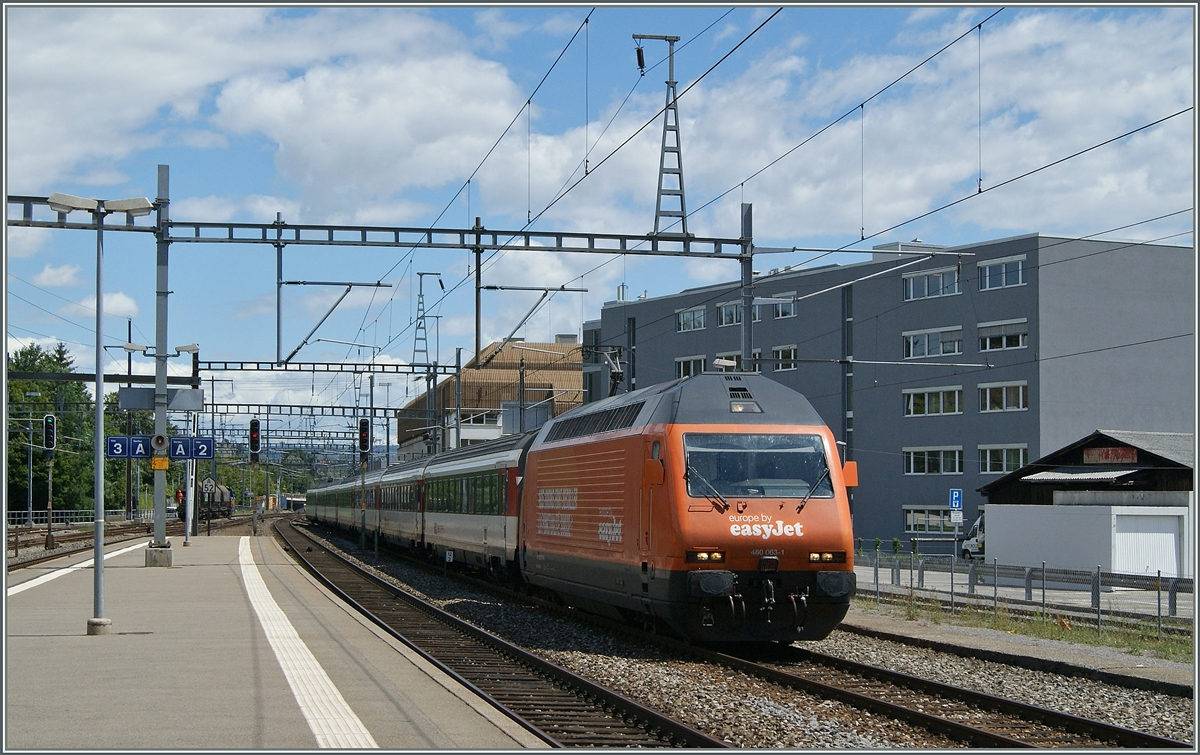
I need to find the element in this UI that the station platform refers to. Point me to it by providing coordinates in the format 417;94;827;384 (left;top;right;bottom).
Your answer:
5;532;549;750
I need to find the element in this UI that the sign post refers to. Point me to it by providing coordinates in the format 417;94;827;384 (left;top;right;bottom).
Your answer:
202;477;216;537
948;489;964;611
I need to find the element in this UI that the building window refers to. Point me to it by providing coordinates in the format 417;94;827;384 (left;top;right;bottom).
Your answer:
903;447;964;475
903;267;961;301
676;307;705;332
978;319;1028;351
978;255;1026;291
772;345;797;371
716;302;742;327
903;327;963;359
903;386;963;416
675;355;706;379
978;445;1028;473
752;304;762;322
979;382;1028;412
905;507;956;534
773;293;796;319
716;350;761;373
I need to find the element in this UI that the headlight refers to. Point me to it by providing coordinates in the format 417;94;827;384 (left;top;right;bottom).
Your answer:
687;551;726;563
808;551;846;563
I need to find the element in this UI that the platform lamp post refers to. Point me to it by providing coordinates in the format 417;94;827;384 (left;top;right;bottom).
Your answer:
46;192;154;636
22;391;39;527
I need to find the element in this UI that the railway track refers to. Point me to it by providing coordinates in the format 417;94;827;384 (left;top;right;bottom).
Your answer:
7;517;244;571
301;519;1191;749
275;520;729;748
698;643;1190;749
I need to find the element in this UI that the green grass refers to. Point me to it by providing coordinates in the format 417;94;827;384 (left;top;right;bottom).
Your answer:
851;594;1194;664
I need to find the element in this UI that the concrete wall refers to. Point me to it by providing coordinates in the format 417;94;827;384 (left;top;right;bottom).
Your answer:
988;503;1191;575
1037;236;1195;452
989;504;1114;571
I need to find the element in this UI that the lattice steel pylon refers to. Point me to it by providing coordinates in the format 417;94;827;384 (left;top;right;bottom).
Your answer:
412;272;443;365
635;34;690;238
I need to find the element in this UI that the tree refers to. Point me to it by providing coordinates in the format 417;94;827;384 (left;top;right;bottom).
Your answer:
7;343;94;513
6;341;187;516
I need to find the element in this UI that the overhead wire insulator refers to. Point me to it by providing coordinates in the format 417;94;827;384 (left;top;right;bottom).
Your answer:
636;46;645;73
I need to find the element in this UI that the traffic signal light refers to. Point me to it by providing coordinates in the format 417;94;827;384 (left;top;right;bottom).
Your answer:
358;418;371;452
43;414;56;451
249;418;260;464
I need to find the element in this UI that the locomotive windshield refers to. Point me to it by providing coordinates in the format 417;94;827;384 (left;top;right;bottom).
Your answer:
683;433;833;499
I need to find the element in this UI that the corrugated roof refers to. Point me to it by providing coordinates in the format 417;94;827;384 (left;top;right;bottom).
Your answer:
1095;430;1193;468
1022;468;1143;483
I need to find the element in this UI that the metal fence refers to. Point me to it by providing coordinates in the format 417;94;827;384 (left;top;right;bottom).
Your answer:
855;548;1194;636
7;509;159;526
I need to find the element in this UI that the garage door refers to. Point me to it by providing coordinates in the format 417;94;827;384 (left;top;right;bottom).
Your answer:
1114;515;1181;576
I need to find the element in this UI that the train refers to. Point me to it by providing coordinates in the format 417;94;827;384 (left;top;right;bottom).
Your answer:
307;372;858;643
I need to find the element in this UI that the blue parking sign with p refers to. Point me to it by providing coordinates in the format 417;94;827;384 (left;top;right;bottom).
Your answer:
949;488;963;509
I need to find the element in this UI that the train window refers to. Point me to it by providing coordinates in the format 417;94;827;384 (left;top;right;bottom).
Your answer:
683;433;833;500
651;441;660;460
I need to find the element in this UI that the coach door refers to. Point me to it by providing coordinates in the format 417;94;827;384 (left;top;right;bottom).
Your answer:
640;440;665;592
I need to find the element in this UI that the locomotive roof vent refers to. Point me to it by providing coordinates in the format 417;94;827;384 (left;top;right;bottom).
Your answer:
723;375;743;382
728;387;753;400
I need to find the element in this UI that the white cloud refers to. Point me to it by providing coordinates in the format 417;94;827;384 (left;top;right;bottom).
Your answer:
473;9;528;51
5;227;52;259
173;195;241;222
32;263;82;287
176;129;228;149
59;292;140;319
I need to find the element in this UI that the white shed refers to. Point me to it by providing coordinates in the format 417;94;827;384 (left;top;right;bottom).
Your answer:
986;491;1193;577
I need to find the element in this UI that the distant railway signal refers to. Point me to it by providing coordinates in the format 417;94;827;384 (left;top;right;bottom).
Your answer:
249;418;260;464
43;414;56;451
358;418;371;465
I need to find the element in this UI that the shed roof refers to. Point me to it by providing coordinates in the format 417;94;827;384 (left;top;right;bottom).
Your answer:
978;429;1194;495
1094;430;1193;468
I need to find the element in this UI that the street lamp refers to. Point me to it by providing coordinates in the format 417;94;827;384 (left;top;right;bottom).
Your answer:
47;191;153;637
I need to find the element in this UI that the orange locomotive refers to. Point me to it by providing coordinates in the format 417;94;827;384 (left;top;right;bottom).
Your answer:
308;372;858;643
520;372;857;642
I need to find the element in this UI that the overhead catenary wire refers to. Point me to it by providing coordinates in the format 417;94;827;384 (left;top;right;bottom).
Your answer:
364;8;770;366
676;8;1007;235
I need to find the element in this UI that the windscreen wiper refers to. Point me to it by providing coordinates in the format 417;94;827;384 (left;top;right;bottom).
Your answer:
686;465;729;512
797;463;831;513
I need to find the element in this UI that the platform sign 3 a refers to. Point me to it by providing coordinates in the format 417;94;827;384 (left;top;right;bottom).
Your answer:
106;435;216;460
106;436;129;458
129;436;152;458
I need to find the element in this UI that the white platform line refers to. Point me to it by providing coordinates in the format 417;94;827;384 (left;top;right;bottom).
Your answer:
238;537;378;749
7;541;149;597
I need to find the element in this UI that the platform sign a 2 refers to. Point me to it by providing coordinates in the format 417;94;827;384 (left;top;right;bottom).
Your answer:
193;437;215;459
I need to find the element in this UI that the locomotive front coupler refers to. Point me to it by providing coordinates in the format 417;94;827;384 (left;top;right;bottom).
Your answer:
760;578;776;624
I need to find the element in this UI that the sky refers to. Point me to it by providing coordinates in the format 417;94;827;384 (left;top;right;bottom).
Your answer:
4;4;1196;430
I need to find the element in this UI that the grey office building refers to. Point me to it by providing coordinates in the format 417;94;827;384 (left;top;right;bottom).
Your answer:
582;233;1195;544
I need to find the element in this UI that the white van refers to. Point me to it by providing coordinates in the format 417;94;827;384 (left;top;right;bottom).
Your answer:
961;509;984;560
